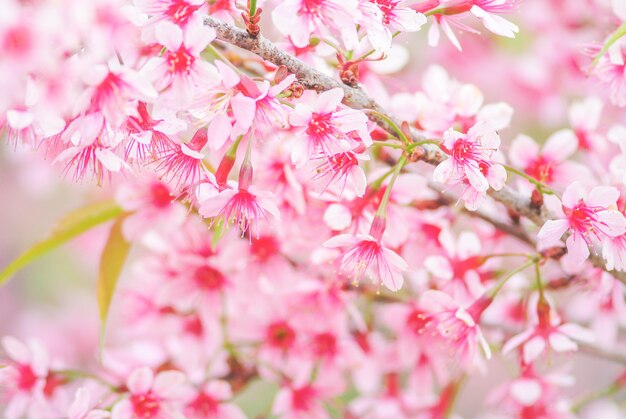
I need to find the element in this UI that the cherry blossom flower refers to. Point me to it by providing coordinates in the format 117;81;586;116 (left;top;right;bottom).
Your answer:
78;61;158;128
123;102;180;162
323;217;409;291
271;0;360;50
111;367;189;419
470;0;520;38
418;290;493;370
502;295;595;364
508;130;589;186
141;20;217;106
199;161;281;239
55;113;128;183
537;181;626;271
0;337;51;419
115;175;187;241
593;40;626;107
433;121;506;208
185;381;246;419
311;144;369;197
289;88;371;168
359;0;426;52
568;97;604;151
156;127;212;191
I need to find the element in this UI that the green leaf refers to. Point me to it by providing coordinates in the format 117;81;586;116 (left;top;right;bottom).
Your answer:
211;217;226;251
97;215;131;337
0;200;124;286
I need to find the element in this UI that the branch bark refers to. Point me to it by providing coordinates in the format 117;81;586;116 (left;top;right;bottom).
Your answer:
202;15;626;285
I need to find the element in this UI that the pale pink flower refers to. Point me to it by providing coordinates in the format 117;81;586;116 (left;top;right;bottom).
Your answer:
424;229;488;302
198;166;281;239
426;13;478;51
537;181;626;271
0;337;50;419
470;0;519;38
156;127;212;191
289;88;371;168
433;121;506;197
418;290;492;370
311;144;369;197
115;176;187;241
185;381;246;419
502;296;595;364
188;61;240;150
111;367;189;419
229;73;295;138
272;383;330;419
487;366;576;419
55;113;128;183
323;217;409;291
508;130;590;186
271;0;360;50
568;97;603;151
78;61;158;128
594;41;626;107
134;0;207;29
123;102;180;162
359;0;426;52
141;20;217;106
603;233;626;272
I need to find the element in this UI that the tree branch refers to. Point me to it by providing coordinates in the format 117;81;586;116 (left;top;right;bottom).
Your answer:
202;15;626;285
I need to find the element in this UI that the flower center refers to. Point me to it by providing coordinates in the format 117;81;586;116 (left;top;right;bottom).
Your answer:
291;386;316;411
193;265;226;291
525;156;554;183
307;113;335;137
131;392;161;418
312;332;337;358
565;201;601;237
251;236;280;263
266;321;296;350
450;138;481;163
300;0;325;15
16;364;38;391
166;47;195;74
165;0;202;26
188;392;219;416
405;309;428;335
150;182;172;208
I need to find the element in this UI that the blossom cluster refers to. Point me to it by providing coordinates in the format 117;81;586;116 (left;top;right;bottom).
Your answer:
2;0;626;417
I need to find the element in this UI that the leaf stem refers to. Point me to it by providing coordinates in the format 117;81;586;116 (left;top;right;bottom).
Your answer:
590;21;626;71
376;155;407;218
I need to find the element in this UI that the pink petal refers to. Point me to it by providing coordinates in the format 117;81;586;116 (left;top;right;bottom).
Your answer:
523;335;546;363
155;21;183;51
561;181;586;208
315;88;344;113
537;219;569;248
152;370;187;399
323;234;360;248
424;255;453;280
502;329;534;355
597;211;626;237
588;186;620;208
542;129;577;161
548;332;578;352
558;323;595;343
381;247;409;271
127;367;154;394
564;234;590;268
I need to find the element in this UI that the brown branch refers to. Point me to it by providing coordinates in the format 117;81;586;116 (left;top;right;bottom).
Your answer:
202;15;626;285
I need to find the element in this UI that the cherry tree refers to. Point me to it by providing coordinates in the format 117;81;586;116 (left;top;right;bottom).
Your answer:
1;0;626;417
